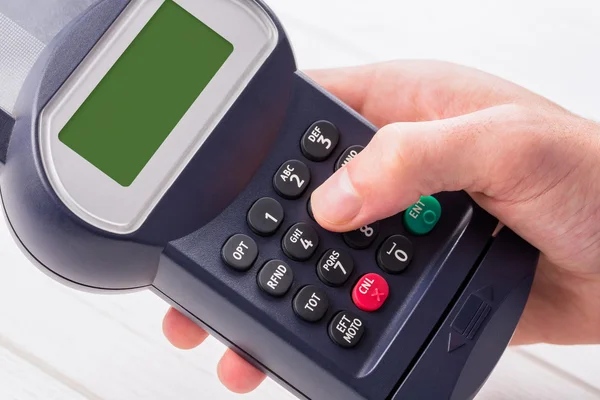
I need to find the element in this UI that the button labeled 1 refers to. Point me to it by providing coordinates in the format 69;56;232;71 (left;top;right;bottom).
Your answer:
247;197;284;236
377;235;413;274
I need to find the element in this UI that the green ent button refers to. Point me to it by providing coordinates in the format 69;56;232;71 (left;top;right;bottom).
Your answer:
403;196;442;235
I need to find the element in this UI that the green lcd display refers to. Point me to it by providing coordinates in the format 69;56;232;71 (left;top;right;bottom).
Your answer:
59;0;234;187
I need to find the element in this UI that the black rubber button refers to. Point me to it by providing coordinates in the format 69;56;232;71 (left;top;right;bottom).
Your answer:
307;198;315;221
317;249;354;287
343;222;380;249
293;285;329;322
335;145;364;171
282;223;320;261
222;234;258;272
247;197;284;236
301;121;340;161
377;235;414;274
257;260;294;297
329;311;366;348
274;160;311;199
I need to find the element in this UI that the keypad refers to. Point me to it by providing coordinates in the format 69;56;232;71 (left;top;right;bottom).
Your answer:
282;223;320;261
343;222;380;249
294;285;329;322
222;234;258;272
317;249;354;287
335;145;364;171
258;260;294;297
274;160;311;199
377;235;413;274
247;197;284;236
301;121;340;161
220;119;443;351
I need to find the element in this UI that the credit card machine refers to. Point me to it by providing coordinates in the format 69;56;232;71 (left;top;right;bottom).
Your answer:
0;0;539;398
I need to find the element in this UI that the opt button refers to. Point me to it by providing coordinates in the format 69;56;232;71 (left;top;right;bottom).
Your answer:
352;273;389;312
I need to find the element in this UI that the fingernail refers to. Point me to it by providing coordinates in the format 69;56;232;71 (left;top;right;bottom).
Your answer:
312;168;362;225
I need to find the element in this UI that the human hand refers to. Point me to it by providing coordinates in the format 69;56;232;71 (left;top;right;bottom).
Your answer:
164;60;600;392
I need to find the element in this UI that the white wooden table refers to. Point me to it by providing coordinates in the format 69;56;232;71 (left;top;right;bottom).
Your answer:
1;0;600;399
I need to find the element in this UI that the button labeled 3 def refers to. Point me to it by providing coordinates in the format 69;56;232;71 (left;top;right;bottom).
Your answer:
301;121;340;161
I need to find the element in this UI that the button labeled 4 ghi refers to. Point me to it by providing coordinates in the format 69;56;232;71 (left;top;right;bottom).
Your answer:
282;223;319;261
352;273;389;312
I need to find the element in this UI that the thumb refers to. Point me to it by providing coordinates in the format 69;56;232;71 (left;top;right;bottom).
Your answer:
311;104;543;232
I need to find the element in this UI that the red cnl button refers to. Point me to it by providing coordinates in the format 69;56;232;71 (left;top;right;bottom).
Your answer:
352;273;389;312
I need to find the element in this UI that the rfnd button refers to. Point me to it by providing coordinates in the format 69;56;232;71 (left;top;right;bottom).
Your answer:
257;260;294;297
329;311;365;348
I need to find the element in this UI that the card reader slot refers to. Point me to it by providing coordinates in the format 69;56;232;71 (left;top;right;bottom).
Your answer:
0;107;15;166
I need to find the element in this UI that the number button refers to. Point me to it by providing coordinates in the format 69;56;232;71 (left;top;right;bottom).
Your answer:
377;235;414;274
307;198;314;220
301;121;340;161
343;222;380;249
247;197;284;236
335;145;364;171
317;249;354;287
257;260;294;297
222;234;258;272
329;311;366;348
282;223;320;261
293;285;329;322
274;160;311;199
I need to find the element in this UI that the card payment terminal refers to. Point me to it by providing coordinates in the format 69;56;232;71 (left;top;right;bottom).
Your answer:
0;0;539;399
